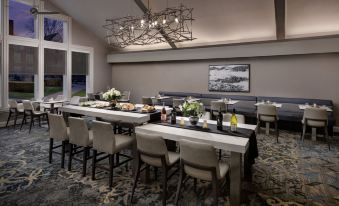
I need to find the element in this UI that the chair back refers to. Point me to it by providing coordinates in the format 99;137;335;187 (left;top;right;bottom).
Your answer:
121;91;131;101
68;117;90;147
136;133;169;167
223;113;245;124
87;93;95;100
257;104;277;122
92;121;116;154
55;95;64;101
303;108;328;127
173;99;184;108
8;99;18;109
210;101;226;112
48;113;68;141
23;100;34;111
180;139;220;180
142;97;153;105
70;96;81;105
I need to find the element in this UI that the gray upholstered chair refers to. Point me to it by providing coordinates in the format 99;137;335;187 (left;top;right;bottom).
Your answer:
68;117;93;177
130;133;179;206
87;93;96;100
257;104;279;142
175;139;229;206
20;100;48;133
6;100;24;128
210;101;226;119
301;108;330;149
119;91;131;103
172;98;184;108
141;97;153;105
91;120;134;188
48;113;69;168
69;96;81;105
223;113;245;124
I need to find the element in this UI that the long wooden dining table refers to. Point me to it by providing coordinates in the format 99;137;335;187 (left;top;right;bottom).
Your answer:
59;105;257;206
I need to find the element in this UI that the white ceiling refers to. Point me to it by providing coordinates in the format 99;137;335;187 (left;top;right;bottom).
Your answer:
48;0;339;51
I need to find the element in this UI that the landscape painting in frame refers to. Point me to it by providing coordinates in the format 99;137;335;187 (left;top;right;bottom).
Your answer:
208;64;250;92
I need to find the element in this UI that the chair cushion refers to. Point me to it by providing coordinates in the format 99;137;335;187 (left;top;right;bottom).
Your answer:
184;162;229;181
259;115;277;122
115;134;134;153
33;111;46;115
141;151;179;167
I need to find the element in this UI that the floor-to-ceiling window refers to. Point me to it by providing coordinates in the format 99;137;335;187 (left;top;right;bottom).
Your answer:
44;48;66;98
8;44;38;99
71;51;88;97
1;0;93;107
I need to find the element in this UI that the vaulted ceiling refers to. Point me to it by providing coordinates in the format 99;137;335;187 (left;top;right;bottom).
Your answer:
48;0;339;51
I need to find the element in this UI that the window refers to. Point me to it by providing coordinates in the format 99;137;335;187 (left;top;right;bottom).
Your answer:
8;44;38;100
8;0;37;39
72;52;88;97
44;48;66;98
44;17;66;43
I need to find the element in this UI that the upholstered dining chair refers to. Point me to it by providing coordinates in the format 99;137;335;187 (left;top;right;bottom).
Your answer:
130;133;180;206
6;100;24;129
141;97;153;105
301;107;330;149
175;139;229;206
20;100;48;133
68;117;93;177
69;96;81;105
47;113;69;168
257;104;279;142
172;98;185;108
91;120;134;188
210;101;226;119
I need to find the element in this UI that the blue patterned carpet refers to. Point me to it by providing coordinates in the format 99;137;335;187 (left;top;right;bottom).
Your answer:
0;124;338;206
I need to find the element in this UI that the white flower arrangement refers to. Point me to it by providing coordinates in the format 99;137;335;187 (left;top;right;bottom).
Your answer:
103;88;121;101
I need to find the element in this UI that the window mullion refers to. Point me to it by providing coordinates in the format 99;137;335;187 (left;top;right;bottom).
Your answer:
37;0;44;100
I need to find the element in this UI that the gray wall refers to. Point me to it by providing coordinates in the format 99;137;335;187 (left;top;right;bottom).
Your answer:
72;21;112;92
112;53;339;124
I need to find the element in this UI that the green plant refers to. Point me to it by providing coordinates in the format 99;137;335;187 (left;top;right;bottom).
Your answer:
181;101;204;117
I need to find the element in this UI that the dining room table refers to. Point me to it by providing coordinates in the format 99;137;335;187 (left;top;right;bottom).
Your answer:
135;117;258;206
33;99;68;113
217;99;239;112
254;102;282;108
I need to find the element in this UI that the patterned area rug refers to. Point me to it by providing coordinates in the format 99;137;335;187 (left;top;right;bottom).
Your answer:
0;125;338;206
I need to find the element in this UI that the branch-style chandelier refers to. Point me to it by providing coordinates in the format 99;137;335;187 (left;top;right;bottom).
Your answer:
103;1;195;48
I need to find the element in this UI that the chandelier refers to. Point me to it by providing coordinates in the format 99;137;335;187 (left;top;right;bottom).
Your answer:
103;2;195;48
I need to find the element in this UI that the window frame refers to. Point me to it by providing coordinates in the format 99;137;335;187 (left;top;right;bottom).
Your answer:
0;0;93;109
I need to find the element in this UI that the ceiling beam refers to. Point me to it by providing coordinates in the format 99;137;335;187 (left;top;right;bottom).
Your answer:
134;0;177;49
274;0;286;40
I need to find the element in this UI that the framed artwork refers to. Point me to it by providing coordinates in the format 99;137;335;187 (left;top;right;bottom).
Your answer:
208;64;250;92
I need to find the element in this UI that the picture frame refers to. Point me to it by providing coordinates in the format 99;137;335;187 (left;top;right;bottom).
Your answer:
208;64;250;92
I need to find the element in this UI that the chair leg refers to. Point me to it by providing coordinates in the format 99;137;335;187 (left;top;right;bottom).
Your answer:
92;150;97;180
130;155;141;205
20;113;26;130
301;124;306;144
109;154;114;188
29;115;34;133
68;144;73;171
162;166;168;206
154;167;158;180
13;113;18;129
275;121;279;143
5;111;12;128
175;163;185;206
38;116;41;127
61;141;66;168
49;138;53;163
212;178;219;206
82;147;89;177
325;127;330;150
116;152;120;165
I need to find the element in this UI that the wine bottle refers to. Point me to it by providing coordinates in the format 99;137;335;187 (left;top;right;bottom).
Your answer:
171;107;177;124
161;102;167;122
230;109;238;132
217;107;223;130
